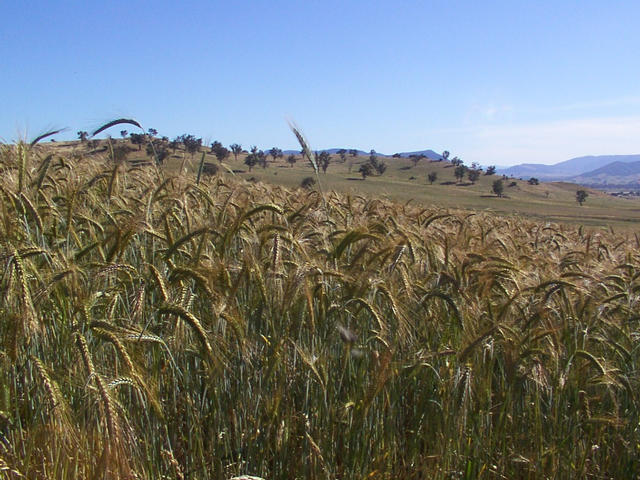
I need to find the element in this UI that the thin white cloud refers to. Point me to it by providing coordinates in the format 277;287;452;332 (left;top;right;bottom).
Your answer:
533;95;640;113
433;116;640;166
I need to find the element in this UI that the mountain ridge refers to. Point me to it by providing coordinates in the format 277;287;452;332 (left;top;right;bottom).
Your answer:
281;148;444;160
498;154;640;181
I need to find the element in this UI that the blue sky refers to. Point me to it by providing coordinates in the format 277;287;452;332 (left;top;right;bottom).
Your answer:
1;1;639;166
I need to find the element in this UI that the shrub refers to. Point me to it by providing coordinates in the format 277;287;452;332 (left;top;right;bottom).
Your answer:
301;176;316;189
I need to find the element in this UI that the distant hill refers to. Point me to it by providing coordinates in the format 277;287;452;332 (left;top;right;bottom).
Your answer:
394;150;444;161
281;148;444;160
498;154;640;180
282;148;378;157
569;161;640;186
579;161;640;177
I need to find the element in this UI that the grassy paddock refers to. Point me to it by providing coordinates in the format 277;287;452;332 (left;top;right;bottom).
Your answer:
178;150;640;230
1;140;640;478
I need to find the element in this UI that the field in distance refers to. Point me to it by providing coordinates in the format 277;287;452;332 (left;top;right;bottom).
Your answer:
46;139;640;229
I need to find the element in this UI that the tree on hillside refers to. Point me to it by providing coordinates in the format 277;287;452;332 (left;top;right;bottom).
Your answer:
258;149;267;168
211;141;229;162
169;138;182;152
359;163;373;179
375;160;387;175
349;149;358;157
148;128;158;137
451;157;463;167
130;133;146;150
77;131;88;142
468;169;481;184
493;179;504;197
338;149;347;163
120;130;128;139
392;153;402;158
211;141;222;154
428;172;438;184
286;154;297;167
180;134;202;157
146;141;170;165
454;165;468;183
269;147;283;163
442;150;450;162
230;143;242;162
318;151;331;173
528;177;540;185
245;146;259;171
485;165;496;175
369;150;378;169
576;189;588;206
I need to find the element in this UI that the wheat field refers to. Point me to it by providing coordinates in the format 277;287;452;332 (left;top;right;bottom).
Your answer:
1;135;639;479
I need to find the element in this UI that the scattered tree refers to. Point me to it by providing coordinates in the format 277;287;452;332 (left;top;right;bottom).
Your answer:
146;141;170;165
77;131;88;142
392;153;402;158
169;138;182;152
269;147;283;163
451;157;463;167
286;154;297;167
349;148;358;157
258;149;267;168
180;134;202;157
244;146;259;171
493;179;504;197
318;151;331;173
576;189;588;206
148;128;158;137
428;172;438;184
213;143;230;163
454;165;468;183
210;140;222;154
468;169;481;184
230;143;243;162
338;149;347;163
120;130;128;139
375;161;387;175
528;177;540;185
442;150;450;162
369;150;378;169
130;133;146;151
359;163;373;179
485;165;496;175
